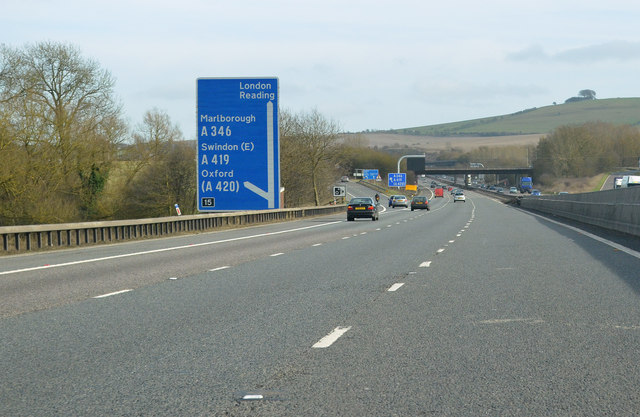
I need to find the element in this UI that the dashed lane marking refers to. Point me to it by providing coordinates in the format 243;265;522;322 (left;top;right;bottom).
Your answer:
312;326;352;348
93;289;133;299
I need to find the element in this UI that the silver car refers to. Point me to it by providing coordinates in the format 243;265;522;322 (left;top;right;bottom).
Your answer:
390;195;408;208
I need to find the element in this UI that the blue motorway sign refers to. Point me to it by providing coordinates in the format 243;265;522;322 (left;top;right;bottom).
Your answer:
197;78;280;211
363;169;379;180
388;173;406;187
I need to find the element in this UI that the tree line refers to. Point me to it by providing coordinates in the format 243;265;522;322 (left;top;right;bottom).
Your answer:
0;42;200;225
0;42;383;226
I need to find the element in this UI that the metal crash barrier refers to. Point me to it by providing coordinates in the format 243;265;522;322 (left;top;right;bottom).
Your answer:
1;205;346;255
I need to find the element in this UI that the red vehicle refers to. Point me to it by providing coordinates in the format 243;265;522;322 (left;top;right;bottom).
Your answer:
434;187;444;198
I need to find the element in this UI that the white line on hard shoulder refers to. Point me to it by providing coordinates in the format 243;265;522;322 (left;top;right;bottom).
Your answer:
312;326;352;348
0;220;344;276
93;289;133;299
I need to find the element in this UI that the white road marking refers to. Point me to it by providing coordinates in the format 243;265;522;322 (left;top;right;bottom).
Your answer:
449;240;455;243
270;253;284;257
456;234;462;237
388;283;405;292
342;236;350;240
0;220;344;276
478;318;544;325
93;289;133;299
419;261;432;267
242;394;264;400
312;243;322;247
614;325;640;330
437;248;445;253
209;266;230;272
312;326;352;348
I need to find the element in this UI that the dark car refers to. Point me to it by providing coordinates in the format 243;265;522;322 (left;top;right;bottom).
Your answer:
410;196;430;211
347;197;379;221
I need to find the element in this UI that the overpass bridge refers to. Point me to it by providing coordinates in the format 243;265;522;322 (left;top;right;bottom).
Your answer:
416;167;533;176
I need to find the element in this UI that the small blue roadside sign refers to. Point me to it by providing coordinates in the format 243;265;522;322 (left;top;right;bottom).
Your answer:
197;78;280;211
388;173;406;187
363;169;379;180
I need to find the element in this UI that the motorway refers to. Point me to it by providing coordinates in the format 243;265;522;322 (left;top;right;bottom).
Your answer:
2;182;640;416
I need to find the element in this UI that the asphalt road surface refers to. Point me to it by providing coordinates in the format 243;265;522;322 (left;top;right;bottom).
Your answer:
2;185;640;416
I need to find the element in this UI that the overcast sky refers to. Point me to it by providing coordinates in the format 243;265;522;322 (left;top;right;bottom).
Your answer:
4;0;640;138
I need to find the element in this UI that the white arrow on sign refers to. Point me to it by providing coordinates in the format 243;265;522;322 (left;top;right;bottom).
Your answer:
244;101;275;208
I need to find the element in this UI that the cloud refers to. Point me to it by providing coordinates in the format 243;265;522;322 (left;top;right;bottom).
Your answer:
555;41;640;62
508;41;640;63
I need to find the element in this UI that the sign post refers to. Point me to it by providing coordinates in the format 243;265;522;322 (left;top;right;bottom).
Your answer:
197;78;280;211
333;185;346;204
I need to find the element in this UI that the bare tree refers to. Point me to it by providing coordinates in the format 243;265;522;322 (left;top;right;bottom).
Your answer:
118;109;191;218
0;42;125;223
280;109;341;206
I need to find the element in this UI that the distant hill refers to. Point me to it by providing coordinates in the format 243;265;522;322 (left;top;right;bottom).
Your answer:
390;97;640;137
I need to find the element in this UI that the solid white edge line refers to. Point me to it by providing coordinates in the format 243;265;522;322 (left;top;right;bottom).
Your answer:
519;208;640;260
93;289;133;299
0;220;344;276
388;283;405;292
312;326;352;348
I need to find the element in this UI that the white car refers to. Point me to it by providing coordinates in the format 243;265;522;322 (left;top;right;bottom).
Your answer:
453;191;466;202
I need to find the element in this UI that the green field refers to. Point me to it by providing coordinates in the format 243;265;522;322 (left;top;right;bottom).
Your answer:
393;98;640;136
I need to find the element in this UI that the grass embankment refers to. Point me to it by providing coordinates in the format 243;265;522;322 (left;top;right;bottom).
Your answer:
394;98;640;136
